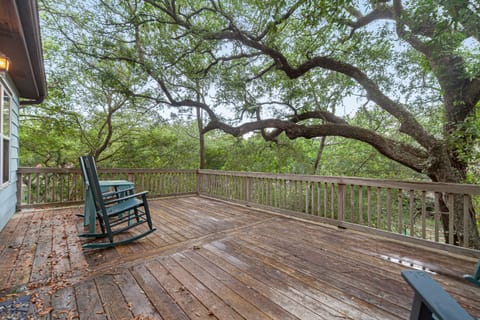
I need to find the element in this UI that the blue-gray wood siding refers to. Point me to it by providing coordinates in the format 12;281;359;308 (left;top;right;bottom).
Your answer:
0;77;19;232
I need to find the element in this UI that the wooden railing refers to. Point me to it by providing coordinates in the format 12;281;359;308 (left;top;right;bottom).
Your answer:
16;167;197;208
16;167;480;252
197;170;480;253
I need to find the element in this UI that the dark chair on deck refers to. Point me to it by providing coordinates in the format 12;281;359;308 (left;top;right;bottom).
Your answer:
464;260;480;287
402;270;474;320
78;155;156;249
79;156;135;203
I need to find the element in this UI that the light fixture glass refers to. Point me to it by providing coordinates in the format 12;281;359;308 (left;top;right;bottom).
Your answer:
0;53;10;72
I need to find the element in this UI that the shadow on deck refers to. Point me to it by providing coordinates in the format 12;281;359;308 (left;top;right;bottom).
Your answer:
0;196;479;319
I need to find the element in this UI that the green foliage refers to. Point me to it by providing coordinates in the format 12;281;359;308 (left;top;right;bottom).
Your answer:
205;133;314;173
109;122;200;169
21;0;478;193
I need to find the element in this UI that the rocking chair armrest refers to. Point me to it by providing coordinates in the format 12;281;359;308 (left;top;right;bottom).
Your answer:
104;190;149;205
102;186;135;198
401;270;474;320
102;187;135;198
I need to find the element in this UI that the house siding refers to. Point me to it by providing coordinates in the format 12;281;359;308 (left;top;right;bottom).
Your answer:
0;76;19;232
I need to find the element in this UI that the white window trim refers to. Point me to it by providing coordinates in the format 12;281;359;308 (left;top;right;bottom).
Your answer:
0;79;12;186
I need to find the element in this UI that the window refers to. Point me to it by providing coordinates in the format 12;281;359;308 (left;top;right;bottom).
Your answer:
0;83;11;184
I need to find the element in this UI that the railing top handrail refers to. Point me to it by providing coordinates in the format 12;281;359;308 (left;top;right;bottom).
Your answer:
197;169;480;195
18;167;197;174
16;167;480;195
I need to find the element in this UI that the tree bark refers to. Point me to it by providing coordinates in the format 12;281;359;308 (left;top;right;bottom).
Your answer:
196;105;205;169
313;136;327;175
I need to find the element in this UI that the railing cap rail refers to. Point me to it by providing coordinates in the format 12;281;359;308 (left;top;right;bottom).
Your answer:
18;167;196;174
197;169;480;195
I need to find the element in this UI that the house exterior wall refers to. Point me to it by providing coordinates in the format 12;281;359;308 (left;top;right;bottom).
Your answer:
0;75;19;232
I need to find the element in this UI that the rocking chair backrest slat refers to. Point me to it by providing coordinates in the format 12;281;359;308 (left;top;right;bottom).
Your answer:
79;156;88;186
81;156;106;213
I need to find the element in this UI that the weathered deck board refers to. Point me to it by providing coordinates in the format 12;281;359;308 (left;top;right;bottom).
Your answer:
1;211;37;289
131;264;189;320
113;270;160;319
158;256;244;320
0;196;479;319
74;279;106;320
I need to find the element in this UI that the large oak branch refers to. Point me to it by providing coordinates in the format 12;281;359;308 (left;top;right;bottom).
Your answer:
201;30;438;151
204;119;428;173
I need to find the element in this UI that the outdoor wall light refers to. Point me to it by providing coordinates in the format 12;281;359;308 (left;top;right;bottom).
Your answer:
0;53;10;72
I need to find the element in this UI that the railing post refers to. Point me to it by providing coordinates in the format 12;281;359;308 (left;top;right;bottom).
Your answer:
196;170;201;195
463;195;470;247
338;183;346;222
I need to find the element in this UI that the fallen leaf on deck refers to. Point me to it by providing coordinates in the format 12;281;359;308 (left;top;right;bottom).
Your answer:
38;306;54;316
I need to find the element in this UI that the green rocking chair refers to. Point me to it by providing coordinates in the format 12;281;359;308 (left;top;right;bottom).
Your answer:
79;155;156;249
464;260;480;287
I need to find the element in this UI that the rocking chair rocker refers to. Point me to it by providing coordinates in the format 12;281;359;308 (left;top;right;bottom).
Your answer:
464;260;480;287
79;155;156;249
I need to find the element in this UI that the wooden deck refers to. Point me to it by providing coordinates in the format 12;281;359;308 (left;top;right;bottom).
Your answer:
0;196;479;319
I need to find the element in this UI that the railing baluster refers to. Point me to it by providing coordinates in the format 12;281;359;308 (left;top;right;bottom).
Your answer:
330;183;335;219
434;192;441;243
367;186;372;227
377;187;382;228
447;194;455;245
421;191;426;239
358;186;363;225
398;189;403;235
409;190;415;237
386;188;392;231
350;185;355;223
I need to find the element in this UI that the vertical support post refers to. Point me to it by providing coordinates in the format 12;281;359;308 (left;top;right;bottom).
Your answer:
246;176;251;203
409;190;415;237
387;188;392;231
434;192;440;242
398;189;403;235
447;194;455;245
421;191;426;239
16;170;22;211
305;182;309;215
350;185;355;223
196;170;201;195
367;186;372;227
358;186;363;224
377;187;382;228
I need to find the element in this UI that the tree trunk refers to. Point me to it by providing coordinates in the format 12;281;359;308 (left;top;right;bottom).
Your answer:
437;193;479;248
313;136;327;174
196;105;205;169
429;155;480;249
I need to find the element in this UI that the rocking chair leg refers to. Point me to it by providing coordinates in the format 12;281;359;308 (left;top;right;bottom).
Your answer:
464;260;480;287
142;194;154;230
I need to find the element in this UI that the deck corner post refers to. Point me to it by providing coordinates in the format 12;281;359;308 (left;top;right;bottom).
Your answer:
16;170;23;211
196;169;201;195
